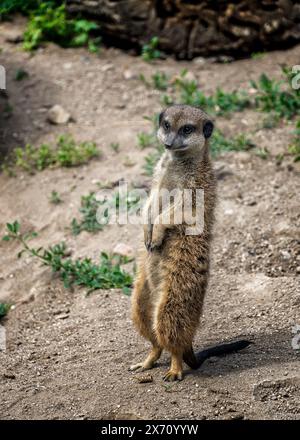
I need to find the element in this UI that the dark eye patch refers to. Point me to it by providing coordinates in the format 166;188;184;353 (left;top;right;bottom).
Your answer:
203;120;214;139
179;124;196;136
163;120;171;131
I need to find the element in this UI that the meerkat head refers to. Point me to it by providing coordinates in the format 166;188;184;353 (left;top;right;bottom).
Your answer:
157;104;214;154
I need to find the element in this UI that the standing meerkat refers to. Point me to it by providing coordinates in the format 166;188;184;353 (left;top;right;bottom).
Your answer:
131;104;250;381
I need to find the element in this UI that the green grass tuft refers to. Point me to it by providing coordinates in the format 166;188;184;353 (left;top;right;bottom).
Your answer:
3;221;133;293
0;303;11;319
141;37;161;62
4;134;99;174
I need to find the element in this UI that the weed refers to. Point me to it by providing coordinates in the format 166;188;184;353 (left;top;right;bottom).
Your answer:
110;142;120;153
210;130;256;157
0;302;10;318
157;70;251;116
3;221;133;292
123;156;136;167
143;144;164;176
141;37;161;62
151;72;169;90
49;190;62;204
288;120;300;162
140;71;169;91
137;132;157;149
0;0;40;15
71;189;142;235
18;2;100;52
251;52;265;60
260;113;281;129
5;134;99;174
255;147;270;160
14;68;29;81
250;67;300;119
71;192;107;235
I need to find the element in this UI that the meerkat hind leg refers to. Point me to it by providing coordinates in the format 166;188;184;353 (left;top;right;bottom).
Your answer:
163;351;183;381
130;345;162;372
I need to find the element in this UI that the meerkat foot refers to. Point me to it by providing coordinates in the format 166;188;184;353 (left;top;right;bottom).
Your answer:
163;370;183;382
129;361;154;372
163;352;183;381
130;347;162;372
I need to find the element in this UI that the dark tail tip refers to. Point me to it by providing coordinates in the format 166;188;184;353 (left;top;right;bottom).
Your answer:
184;339;252;370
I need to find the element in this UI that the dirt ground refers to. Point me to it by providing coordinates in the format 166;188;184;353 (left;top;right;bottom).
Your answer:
0;18;299;420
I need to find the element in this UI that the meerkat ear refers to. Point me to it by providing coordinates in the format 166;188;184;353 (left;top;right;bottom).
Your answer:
203;120;214;139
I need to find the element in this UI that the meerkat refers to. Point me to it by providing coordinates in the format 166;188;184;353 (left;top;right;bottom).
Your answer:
131;104;250;381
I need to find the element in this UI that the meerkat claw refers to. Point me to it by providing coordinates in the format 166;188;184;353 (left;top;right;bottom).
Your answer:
163;370;183;382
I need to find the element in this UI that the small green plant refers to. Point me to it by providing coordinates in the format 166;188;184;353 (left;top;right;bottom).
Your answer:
250;67;300;119
3;221;133;292
110;142;120;153
141;37;161;62
288;120;300;162
251;52;265;60
151;72;169;90
139;72;169;91
210;130;255;157
0;0;40;15
14;68;29;81
5;134;99;174
254;146;270;160
71;189;142;235
0;302;11;319
143;144;164;176
21;2;100;52
137;132;157;149
71;192;107;235
260;113;281;129
49;190;62;204
157;70;251;116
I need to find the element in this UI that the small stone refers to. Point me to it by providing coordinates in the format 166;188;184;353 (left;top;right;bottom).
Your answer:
113;243;134;259
123;69;134;80
5;31;23;44
101;64;114;72
47;105;70;125
280;250;291;260
192;57;206;66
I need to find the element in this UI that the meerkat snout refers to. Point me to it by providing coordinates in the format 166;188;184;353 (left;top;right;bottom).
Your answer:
157;104;214;152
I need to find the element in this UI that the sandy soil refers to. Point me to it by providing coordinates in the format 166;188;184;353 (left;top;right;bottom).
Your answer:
0;18;299;420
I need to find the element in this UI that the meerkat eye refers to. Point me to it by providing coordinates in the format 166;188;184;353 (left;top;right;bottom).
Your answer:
163;120;171;131
180;124;196;136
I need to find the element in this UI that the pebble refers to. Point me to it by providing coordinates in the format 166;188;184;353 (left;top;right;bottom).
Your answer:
113;243;134;259
47;105;71;125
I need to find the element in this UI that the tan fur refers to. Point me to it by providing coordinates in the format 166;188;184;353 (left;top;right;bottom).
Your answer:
131;105;216;381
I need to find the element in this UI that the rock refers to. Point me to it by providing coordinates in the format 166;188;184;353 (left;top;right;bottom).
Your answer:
123;69;134;80
113;243;134;259
192;57;207;66
101;63;114;72
47;105;71;125
5;31;24;44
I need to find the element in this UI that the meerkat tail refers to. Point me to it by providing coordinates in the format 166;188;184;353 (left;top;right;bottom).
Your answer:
183;340;252;370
